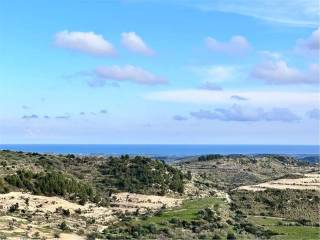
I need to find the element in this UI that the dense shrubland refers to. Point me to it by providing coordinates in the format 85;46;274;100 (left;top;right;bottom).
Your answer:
0;151;186;201
230;189;320;225
4;169;100;204
99;155;185;194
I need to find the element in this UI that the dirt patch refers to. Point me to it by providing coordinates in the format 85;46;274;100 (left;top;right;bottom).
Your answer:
237;173;320;191
0;191;182;239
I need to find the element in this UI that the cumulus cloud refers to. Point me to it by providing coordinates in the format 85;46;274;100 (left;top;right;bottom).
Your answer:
22;114;38;119
54;30;115;56
295;28;320;57
100;109;108;114
173;115;188;121
94;65;167;86
251;60;319;84
205;35;250;55
306;108;320;120
190;105;300;122
199;81;222;91
230;95;248;101
121;32;154;55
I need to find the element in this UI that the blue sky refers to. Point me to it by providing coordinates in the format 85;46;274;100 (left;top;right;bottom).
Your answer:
0;0;319;144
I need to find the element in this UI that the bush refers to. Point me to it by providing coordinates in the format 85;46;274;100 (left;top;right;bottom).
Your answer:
146;223;157;234
59;221;69;231
227;232;236;240
212;234;221;239
62;208;70;217
8;203;19;213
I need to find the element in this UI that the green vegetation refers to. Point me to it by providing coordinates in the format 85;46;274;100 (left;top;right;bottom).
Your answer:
177;154;315;190
103;197;234;239
0;150;318;239
99;155;184;194
248;216;320;240
231;189;320;224
4;169;99;204
139;197;224;224
0;152;186;204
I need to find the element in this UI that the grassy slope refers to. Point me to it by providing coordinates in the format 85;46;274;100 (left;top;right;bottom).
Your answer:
139;197;225;224
248;216;320;240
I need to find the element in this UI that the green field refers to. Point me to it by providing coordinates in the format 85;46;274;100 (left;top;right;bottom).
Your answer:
136;197;225;225
248;216;320;240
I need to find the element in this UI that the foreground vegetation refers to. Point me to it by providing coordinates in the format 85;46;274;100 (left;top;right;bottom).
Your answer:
231;189;319;224
248;216;320;240
0;150;185;200
0;150;318;239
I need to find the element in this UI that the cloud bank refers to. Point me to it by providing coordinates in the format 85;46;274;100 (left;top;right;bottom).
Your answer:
190;105;300;122
144;89;318;107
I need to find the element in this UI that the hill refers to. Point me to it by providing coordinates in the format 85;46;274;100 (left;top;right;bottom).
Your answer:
0;150;318;239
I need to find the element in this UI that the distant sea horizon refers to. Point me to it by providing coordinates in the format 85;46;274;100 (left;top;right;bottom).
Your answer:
0;144;319;156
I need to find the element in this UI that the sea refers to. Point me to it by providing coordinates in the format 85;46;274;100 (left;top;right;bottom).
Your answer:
0;144;319;156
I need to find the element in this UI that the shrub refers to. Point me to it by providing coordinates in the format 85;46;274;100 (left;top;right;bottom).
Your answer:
8;203;19;213
59;221;69;231
227;232;236;240
212;234;222;239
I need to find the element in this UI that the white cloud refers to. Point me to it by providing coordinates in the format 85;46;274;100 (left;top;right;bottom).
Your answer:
94;65;167;85
191;65;238;82
259;51;282;60
129;1;319;27
199;81;222;91
54;30;115;56
190;0;319;27
190;105;300;122
205;35;250;55
251;60;319;84
230;95;248;101
144;89;318;108
295;27;320;57
121;32;154;55
306;108;320;120
173;115;188;121
55;114;70;120
22;114;39;120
